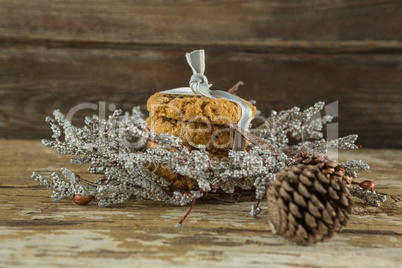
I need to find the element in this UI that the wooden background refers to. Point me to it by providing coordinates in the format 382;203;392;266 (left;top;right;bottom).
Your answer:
0;0;401;148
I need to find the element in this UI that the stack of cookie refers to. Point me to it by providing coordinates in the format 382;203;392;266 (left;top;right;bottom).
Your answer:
146;92;257;189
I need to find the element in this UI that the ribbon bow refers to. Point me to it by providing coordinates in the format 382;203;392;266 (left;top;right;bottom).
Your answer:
160;50;252;150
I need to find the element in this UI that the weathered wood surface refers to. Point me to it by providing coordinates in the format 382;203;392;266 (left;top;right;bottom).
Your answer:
1;48;402;148
0;139;401;267
1;0;402;52
1;0;402;148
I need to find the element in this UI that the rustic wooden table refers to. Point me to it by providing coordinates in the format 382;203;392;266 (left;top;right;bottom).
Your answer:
0;139;401;267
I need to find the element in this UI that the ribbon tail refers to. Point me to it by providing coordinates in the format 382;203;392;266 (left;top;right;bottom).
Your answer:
213;90;252;151
212;90;252;130
186;50;205;75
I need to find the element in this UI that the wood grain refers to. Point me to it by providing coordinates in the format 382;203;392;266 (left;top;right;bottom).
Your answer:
0;139;401;267
0;0;402;53
1;0;402;148
1;47;401;148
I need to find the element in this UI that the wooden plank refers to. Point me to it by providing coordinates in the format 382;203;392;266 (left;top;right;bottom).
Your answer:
0;140;401;267
1;47;401;148
0;0;402;53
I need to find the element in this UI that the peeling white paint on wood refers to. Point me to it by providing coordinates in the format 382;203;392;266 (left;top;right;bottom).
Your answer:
0;140;401;267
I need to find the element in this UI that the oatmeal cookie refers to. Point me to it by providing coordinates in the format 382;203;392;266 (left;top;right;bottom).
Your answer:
151;164;197;191
147;142;230;190
146;115;234;151
147;92;257;125
146;139;231;159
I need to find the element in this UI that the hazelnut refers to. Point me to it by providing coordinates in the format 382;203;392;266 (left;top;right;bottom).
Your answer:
359;180;375;191
73;195;94;205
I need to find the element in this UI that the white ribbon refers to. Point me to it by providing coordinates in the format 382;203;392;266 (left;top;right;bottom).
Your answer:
160;50;252;135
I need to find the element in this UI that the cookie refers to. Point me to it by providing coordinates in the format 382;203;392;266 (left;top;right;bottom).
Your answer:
147;142;229;190
146;92;256;190
146;140;231;159
146;115;234;151
147;92;257;125
151;164;197;191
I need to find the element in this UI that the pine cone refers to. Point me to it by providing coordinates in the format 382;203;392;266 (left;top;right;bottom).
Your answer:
294;151;352;184
267;164;353;243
